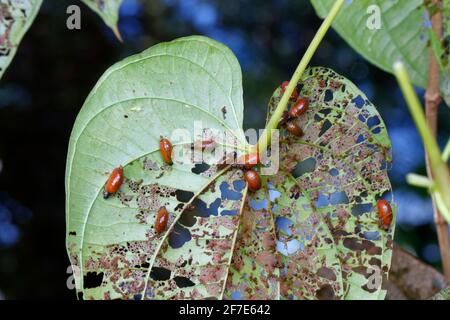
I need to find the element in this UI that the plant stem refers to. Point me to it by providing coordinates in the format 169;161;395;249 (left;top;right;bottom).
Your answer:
424;0;450;280
393;62;450;211
253;0;345;155
443;138;450;162
393;58;450;280
406;173;434;189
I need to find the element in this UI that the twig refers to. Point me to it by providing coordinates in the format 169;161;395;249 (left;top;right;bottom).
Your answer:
254;0;345;155
424;0;450;280
386;245;450;300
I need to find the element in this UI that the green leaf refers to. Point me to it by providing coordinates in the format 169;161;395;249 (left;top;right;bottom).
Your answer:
311;0;428;87
81;0;124;41
312;0;450;106
0;0;42;79
65;36;248;299
226;67;394;300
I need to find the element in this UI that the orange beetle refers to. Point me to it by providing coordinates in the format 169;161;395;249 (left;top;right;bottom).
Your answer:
160;137;173;165
244;170;261;192
103;166;124;199
286;121;304;137
280;81;299;102
377;199;393;230
289;97;309;118
155;206;169;234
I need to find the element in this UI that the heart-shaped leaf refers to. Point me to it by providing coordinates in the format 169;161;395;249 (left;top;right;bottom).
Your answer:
0;0;42;79
225;67;394;300
81;0;124;40
65;36;248;299
311;0;449;104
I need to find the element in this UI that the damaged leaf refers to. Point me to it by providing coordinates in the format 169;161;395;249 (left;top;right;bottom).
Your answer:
226;67;394;300
0;0;42;79
81;0;124;41
65;36;248;299
225;177;280;300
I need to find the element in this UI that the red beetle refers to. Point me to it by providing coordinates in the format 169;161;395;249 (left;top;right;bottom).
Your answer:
286;121;304;137
244;170;261;192
103;166;124;199
155;206;169;234
280;81;299;102
160;137;173;165
377;199;393;230
289;97;309;118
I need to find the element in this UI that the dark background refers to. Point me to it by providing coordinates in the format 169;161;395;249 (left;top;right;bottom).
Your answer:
0;0;449;299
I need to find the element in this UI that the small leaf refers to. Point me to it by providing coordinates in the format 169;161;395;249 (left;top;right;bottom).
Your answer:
81;0;124;41
66;36;247;299
0;0;42;79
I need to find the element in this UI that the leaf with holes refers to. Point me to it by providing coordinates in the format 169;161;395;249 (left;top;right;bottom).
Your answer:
0;0;42;79
81;0;124;41
311;0;449;104
225;67;394;300
65;36;250;299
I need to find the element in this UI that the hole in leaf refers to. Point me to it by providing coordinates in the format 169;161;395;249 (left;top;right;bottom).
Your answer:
329;168;339;176
318;119;332;137
352;95;365;108
367;116;381;129
220;181;242;200
168;223;192;248
84;272;104;289
276;217;293;236
233;180;245;191
221;209;238;216
351;203;372;217
292;157;316;178
150;267;171;281
324;89;333;102
174;276;195;288
329;191;349;205
175;190;194;203
249;198;268;210
191;162;210;174
363;231;381;241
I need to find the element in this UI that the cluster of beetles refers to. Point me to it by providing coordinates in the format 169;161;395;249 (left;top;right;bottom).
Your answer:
101;81;392;235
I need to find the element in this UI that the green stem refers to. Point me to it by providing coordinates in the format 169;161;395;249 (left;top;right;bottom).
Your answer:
254;0;345;154
443;138;450;162
393;62;450;218
406;173;434;189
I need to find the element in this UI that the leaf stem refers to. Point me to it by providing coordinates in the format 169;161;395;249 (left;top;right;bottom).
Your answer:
406;173;434;189
393;62;450;210
423;0;450;280
393;61;450;281
253;0;345;155
443;138;450;162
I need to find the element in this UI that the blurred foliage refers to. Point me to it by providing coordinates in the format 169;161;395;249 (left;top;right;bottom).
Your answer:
0;0;449;299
